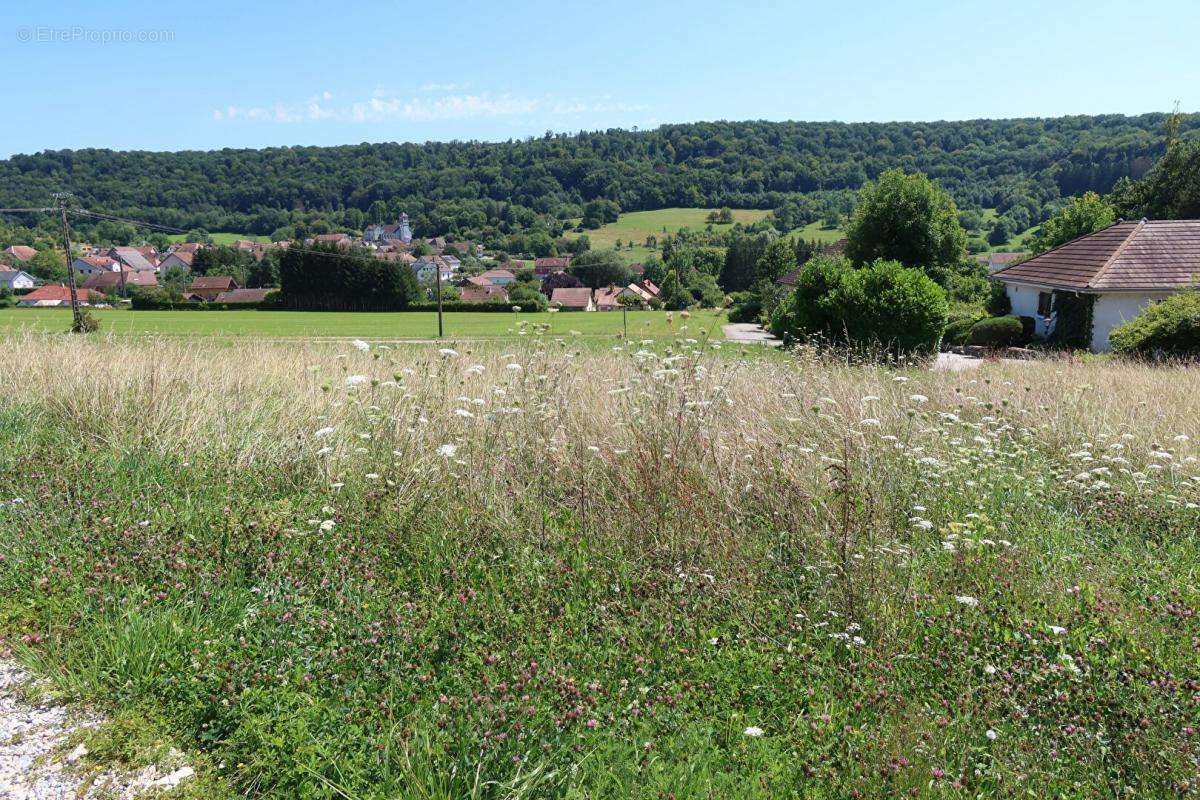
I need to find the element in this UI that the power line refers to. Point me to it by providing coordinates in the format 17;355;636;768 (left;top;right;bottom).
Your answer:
0;207;55;213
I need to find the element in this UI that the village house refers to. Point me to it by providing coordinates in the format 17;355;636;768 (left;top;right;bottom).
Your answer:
534;257;571;276
17;285;102;307
169;242;206;255
413;256;456;283
71;255;120;275
82;270;157;293
550;287;594;311
991;219;1200;352
460;284;509;303
2;245;37;263
187;275;239;301
594;286;624;311
619;282;657;304
476;269;516;286
0;267;36;290
108;246;158;273
313;233;353;248
157;251;194;273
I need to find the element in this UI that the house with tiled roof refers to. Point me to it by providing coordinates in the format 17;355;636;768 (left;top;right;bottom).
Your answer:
550;287;594;311
108;246;157;273
534;257;571;276
476;269;516;286
3;245;36;262
594;286;624;311
82;270;157;293
187;275;239;301
16;285;102;307
158;251;194;273
71;256;119;276
460;284;509;303
991;219;1200;351
0;267;36;290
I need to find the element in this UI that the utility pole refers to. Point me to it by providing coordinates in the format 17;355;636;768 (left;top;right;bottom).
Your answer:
435;261;444;338
53;193;84;332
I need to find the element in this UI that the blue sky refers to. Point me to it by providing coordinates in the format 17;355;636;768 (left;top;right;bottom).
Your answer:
1;0;1198;157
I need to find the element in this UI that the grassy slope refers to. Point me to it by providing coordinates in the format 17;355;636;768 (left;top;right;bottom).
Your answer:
564;208;771;264
786;219;845;245
0;308;727;340
1;338;1198;798
164;232;271;245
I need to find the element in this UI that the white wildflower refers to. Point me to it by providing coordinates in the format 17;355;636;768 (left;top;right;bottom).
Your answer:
351;339;370;352
437;444;458;458
743;726;764;738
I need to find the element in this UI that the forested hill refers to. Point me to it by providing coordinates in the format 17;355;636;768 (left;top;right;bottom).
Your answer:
1;114;1195;239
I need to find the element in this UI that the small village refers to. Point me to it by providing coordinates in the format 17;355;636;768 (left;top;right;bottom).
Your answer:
1;212;664;312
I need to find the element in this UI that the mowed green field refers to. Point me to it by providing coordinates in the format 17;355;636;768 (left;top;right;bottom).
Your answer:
0;307;727;340
787;219;845;245
564;208;771;264
164;232;270;245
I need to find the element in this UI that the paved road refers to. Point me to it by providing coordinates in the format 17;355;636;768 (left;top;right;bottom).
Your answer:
722;323;781;346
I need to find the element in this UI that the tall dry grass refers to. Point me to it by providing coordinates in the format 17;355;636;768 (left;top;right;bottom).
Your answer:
1;332;1198;798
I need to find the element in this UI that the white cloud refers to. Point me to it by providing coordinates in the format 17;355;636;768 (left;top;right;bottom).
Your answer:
213;90;648;125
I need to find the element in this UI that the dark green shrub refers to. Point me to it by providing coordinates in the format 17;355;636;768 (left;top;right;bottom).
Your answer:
0;287;12;309
986;280;1012;316
966;315;1027;347
779;255;948;355
1110;291;1200;357
726;292;762;323
943;317;980;346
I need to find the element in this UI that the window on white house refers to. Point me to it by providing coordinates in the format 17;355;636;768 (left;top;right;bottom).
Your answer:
1037;291;1054;317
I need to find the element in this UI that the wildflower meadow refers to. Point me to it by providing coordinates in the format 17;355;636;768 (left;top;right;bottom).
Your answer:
0;331;1198;798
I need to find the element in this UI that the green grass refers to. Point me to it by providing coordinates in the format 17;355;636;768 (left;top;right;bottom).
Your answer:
164;232;270;245
0;307;727;341
786;219;845;245
968;209;1040;253
564;208;771;264
3;339;1198;798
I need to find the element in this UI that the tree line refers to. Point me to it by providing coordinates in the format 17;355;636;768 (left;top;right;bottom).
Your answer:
1;114;1194;250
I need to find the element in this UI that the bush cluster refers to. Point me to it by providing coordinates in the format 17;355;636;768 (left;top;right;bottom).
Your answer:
965;315;1034;347
1110;291;1200;357
774;255;948;355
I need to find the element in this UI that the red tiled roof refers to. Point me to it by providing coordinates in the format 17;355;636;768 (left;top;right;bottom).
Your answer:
3;245;36;261
551;287;592;308
478;269;515;280
82;270;157;290
535;257;571;273
188;275;238;290
76;256;117;270
460;285;509;303
992;220;1200;291
19;285;102;303
594;287;623;307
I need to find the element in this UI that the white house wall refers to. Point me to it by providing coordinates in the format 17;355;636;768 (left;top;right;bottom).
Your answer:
1004;284;1053;337
1090;293;1170;352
